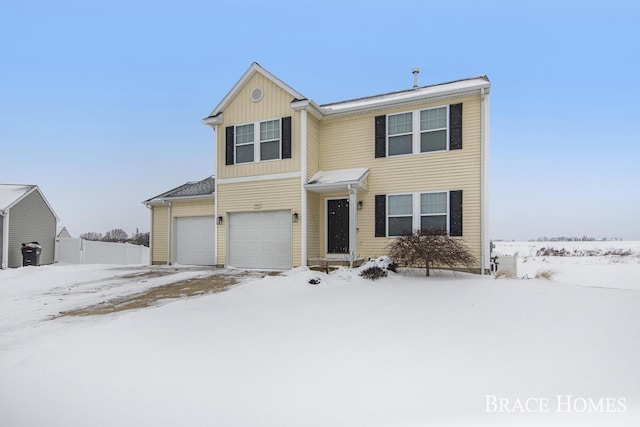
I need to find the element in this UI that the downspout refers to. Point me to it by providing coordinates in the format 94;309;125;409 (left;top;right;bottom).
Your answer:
213;124;218;268
300;110;308;267
480;87;491;274
1;210;8;269
148;207;153;265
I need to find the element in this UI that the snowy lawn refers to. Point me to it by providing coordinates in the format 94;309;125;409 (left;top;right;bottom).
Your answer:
1;256;639;427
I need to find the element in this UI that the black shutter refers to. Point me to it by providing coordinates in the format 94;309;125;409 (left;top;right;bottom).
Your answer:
375;195;386;237
449;190;463;236
374;115;386;158
449;103;462;150
281;116;292;159
225;126;235;165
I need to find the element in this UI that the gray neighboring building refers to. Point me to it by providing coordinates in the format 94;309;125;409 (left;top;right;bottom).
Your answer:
1;184;59;269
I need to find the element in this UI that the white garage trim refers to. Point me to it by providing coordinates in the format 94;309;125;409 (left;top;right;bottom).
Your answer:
228;210;291;270
174;216;215;266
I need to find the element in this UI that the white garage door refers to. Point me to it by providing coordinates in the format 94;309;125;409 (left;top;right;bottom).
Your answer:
229;210;291;270
174;216;215;265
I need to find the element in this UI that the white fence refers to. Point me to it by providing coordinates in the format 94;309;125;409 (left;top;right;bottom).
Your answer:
55;238;149;265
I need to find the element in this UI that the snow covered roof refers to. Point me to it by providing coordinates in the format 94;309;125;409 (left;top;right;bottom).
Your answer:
0;184;36;211
305;168;369;193
145;176;215;205
0;184;59;221
320;75;490;117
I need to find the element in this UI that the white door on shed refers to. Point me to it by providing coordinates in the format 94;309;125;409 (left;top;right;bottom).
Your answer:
174;216;215;265
228;210;291;270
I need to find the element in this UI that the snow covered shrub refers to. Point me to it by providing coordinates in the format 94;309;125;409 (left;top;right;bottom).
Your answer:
494;270;515;279
387;229;477;277
360;266;388;281
308;277;321;285
386;261;398;273
535;270;555;280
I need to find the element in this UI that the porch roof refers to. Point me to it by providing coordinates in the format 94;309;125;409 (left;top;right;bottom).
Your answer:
304;168;369;193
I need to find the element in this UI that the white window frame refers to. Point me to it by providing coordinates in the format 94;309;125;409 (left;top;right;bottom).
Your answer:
386;191;449;237
387;105;450;157
235;118;282;164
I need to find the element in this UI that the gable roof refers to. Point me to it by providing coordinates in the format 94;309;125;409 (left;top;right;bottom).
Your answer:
204;64;490;125
0;184;60;221
204;62;306;123
144;176;215;205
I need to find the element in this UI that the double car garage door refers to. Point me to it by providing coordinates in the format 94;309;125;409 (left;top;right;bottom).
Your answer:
228;210;291;270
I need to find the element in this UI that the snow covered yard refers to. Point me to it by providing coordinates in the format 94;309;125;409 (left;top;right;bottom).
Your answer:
1;255;639;426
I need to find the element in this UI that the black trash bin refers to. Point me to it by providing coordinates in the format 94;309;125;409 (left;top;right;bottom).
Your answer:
21;242;42;266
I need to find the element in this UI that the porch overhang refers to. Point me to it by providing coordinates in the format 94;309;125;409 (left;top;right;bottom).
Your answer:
304;168;369;193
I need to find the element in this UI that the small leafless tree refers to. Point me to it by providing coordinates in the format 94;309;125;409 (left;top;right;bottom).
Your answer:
103;228;129;242
79;232;103;241
387;229;477;276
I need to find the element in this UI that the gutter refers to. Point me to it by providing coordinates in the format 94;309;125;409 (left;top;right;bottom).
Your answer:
1;210;8;269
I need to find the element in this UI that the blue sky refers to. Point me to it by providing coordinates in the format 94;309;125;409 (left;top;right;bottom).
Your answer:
2;0;639;240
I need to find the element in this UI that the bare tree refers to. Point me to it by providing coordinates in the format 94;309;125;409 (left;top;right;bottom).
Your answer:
387;229;477;276
103;228;129;242
79;232;103;241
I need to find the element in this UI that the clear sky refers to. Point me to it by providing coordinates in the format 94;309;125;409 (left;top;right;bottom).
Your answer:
2;0;639;241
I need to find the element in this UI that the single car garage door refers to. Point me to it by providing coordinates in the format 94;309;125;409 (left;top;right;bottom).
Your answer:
228;210;291;270
174;216;215;265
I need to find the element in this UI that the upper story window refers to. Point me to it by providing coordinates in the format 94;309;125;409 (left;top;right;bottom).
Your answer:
235;119;281;164
387;106;448;156
374;103;462;159
225;116;291;166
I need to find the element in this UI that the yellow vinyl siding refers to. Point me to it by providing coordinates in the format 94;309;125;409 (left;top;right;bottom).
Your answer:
217;177;301;267
306;192;320;260
218;73;301;179
151;199;214;265
315;94;483;268
151;206;168;264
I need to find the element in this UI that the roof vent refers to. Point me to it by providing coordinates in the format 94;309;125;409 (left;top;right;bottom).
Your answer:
412;67;420;89
250;87;264;102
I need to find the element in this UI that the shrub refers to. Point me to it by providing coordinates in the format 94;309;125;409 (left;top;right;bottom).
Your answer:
535;270;555;280
360;266;388;281
494;270;515;279
386;261;398;273
308;277;321;285
387;229;477;277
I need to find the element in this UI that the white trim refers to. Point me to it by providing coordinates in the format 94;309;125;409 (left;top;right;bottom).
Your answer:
300;109;308;267
386;191;450;237
206;62;305;119
233;117;283;164
481;88;490;274
213;125;219;266
325;197;350;257
218;171;301;185
1;211;8;269
145;194;214;206
387;104;450;157
148;208;153;265
167;202;172;265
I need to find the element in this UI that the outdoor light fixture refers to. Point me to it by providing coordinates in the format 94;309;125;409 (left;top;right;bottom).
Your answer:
357;201;363;210
217;216;223;225
292;212;299;223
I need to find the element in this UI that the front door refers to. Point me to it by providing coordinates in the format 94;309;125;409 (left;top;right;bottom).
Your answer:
327;198;349;254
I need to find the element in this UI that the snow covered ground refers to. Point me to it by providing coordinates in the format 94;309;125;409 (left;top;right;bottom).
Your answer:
1;252;639;426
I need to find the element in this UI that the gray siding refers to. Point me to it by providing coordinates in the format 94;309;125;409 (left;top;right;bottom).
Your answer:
7;190;57;268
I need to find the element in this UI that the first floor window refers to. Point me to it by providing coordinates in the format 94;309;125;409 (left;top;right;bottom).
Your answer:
388;194;413;236
420;192;447;231
387;192;449;236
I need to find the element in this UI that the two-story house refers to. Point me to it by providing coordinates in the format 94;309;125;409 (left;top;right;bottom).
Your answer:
203;63;490;273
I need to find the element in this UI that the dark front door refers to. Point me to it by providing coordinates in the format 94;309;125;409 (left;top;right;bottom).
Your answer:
327;198;349;254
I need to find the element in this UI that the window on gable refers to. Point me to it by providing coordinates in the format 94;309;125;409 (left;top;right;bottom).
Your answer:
420;107;447;152
260;119;280;161
387;112;413;156
235;123;255;163
388;194;413;236
234;119;281;164
420;192;447;231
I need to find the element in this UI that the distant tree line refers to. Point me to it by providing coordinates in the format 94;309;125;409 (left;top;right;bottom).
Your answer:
530;236;623;242
79;228;150;247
